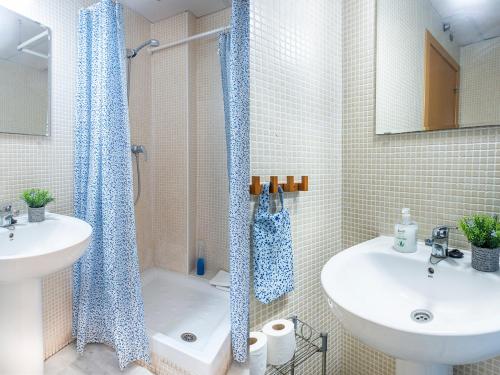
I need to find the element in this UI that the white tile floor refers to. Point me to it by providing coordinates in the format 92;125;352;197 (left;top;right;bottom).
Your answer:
227;362;249;375
44;343;152;375
45;343;249;375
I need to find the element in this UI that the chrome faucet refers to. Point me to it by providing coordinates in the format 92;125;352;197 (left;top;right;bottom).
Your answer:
1;204;18;228
429;226;452;258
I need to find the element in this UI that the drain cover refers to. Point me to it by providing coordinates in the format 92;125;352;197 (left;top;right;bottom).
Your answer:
181;332;197;342
411;309;433;323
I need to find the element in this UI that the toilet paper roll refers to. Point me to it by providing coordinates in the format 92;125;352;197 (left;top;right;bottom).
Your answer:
249;331;267;375
262;319;296;366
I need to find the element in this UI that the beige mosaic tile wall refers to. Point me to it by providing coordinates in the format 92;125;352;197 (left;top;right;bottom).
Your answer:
151;12;192;274
342;0;500;374
0;60;47;135
150;9;231;275
127;8;155;273
194;8;231;273
459;37;500;128
144;9;232;374
0;0;152;358
188;12;198;274
249;0;343;374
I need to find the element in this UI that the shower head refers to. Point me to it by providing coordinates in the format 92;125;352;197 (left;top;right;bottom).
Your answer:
126;39;160;58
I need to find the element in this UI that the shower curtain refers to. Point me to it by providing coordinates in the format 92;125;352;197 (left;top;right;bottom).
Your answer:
73;0;149;369
219;0;250;363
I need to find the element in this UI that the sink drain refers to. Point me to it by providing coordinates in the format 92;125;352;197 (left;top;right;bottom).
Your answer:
411;309;433;323
181;332;197;342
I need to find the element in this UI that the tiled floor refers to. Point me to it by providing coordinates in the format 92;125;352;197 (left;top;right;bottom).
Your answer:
44;343;152;375
45;343;249;375
227;362;249;375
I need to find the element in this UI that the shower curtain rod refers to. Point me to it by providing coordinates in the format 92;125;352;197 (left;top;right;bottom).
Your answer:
149;25;230;54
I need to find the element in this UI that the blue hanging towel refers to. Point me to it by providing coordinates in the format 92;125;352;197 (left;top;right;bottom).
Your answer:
253;183;294;304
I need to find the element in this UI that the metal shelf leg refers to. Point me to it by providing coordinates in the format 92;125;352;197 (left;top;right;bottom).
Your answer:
320;332;328;375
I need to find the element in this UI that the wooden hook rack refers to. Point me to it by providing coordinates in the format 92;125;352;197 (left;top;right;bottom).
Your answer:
249;176;309;195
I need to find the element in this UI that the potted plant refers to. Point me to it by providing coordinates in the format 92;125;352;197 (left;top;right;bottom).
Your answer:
21;188;54;223
459;214;500;272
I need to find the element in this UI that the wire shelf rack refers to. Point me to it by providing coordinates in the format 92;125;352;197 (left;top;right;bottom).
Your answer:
265;316;328;375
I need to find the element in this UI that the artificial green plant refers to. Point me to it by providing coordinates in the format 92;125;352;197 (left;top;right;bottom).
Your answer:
459;214;500;249
21;188;54;208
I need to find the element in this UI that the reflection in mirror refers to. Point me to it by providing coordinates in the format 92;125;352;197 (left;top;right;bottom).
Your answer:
376;0;500;134
0;5;50;136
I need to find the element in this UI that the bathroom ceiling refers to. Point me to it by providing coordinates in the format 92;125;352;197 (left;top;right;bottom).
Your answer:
120;0;232;23
430;0;500;46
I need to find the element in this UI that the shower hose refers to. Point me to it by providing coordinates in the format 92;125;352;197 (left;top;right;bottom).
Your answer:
133;152;141;206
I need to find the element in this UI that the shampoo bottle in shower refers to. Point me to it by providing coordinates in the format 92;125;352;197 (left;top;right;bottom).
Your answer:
393;208;418;253
196;240;205;276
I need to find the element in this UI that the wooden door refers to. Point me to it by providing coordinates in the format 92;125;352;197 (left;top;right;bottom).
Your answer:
424;30;460;131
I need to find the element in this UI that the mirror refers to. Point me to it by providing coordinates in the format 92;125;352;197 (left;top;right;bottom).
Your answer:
0;5;50;136
376;0;500;134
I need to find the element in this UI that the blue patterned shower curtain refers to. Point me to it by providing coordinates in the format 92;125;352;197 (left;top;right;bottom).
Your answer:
219;0;250;363
73;0;149;369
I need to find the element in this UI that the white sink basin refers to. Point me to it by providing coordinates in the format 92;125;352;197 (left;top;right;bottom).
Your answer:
0;213;91;375
0;213;92;283
321;236;500;375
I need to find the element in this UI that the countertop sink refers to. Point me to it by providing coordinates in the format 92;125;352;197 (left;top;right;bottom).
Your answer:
0;213;91;374
321;236;500;375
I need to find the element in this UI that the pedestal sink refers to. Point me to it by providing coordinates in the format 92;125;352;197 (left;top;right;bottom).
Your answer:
321;236;500;375
0;213;91;375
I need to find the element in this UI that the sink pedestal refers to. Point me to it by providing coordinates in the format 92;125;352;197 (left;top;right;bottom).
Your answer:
396;360;452;375
0;279;44;375
0;214;91;374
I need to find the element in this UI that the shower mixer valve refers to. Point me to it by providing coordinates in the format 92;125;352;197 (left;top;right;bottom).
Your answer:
131;144;147;161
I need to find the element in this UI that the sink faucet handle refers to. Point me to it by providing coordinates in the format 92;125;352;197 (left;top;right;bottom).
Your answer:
1;204;12;213
0;203;17;227
429;226;458;259
432;225;457;239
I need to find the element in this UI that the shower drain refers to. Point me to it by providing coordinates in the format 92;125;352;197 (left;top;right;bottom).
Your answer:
181;332;197;343
411;309;433;323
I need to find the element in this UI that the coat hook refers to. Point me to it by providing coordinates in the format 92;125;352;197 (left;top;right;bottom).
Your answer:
270;176;279;193
250;176;261;195
284;176;296;192
249;175;309;195
298;176;308;191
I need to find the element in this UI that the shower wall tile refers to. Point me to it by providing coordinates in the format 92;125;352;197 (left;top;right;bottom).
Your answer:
0;0;152;359
151;13;191;274
126;7;155;273
342;0;500;374
150;8;231;275
188;12;198;273
194;8;232;274
249;0;343;374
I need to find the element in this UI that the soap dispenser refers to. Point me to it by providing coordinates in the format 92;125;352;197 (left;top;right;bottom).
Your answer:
393;208;418;253
196;240;206;276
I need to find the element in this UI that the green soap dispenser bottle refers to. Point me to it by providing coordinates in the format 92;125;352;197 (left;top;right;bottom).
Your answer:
393;208;418;253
